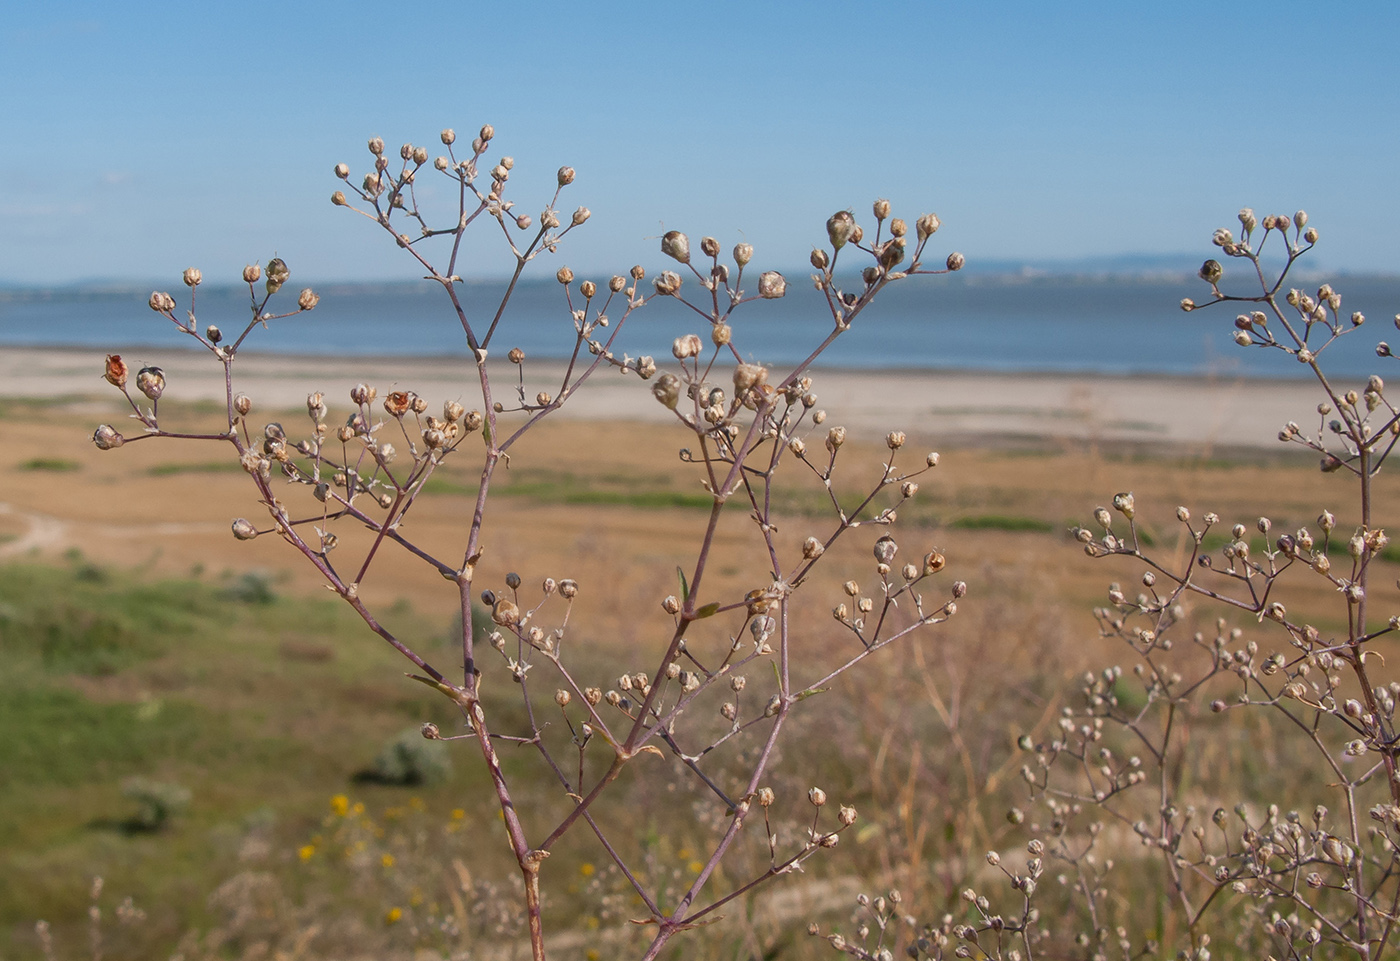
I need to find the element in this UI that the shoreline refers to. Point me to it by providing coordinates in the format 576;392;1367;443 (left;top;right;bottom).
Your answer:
1;344;1325;451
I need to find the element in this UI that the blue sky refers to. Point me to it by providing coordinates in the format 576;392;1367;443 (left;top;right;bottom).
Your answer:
3;1;1397;285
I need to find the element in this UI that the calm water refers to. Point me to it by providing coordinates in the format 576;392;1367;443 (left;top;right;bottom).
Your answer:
4;275;1399;380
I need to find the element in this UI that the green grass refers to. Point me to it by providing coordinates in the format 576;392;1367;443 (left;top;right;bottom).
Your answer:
422;467;717;510
145;460;242;476
948;514;1055;533
0;559;492;958
16;457;81;472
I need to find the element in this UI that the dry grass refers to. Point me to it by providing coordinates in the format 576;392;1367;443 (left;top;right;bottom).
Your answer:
3;388;1389;959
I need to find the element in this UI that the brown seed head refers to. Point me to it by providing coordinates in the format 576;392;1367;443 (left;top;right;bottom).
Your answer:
298;288;319;310
242;264;262;284
556;266;574;285
916;212;941;240
758;271;787;299
700;236;720;257
183;267;202;287
103;354;128;388
136;366;165;401
266;257;290;286
491;598;520;627
580;280;596;299
231;518;258;540
827;211;855;249
733;243;754;267
652;373;681;409
661;230;691;264
92;424;124;450
654;271;683;296
946;252;965;271
733;362;767;392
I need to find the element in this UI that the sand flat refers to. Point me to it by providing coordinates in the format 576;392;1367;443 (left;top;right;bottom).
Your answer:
1;345;1321;450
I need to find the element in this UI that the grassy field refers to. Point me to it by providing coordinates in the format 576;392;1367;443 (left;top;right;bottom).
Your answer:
1;393;1393;959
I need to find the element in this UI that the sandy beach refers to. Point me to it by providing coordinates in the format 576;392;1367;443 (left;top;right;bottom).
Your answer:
1;345;1321;452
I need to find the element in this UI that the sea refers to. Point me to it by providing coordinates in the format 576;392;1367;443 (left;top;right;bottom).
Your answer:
4;273;1399;381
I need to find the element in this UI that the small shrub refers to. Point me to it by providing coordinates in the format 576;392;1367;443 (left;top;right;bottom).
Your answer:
365;727;452;787
121;777;191;831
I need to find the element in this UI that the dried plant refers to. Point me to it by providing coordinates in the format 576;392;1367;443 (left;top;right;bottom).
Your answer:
815;211;1400;961
91;125;966;960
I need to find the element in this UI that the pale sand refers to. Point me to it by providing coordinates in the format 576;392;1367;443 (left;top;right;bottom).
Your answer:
1;345;1322;451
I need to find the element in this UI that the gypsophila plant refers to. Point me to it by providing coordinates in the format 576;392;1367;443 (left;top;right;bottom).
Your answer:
813;210;1400;961
92;126;967;961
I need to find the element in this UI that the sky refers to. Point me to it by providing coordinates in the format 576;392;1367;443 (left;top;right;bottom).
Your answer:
2;1;1397;287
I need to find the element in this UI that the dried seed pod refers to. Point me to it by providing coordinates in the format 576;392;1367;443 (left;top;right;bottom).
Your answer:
103;354;128;388
827;211;855;249
874;535;897;565
234;393;252;416
136;366;165;401
231;518;259;541
661;230;691;264
92;424;124;450
758;271;786;299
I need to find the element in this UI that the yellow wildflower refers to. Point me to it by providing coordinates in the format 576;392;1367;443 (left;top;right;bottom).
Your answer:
385;907;403;925
298;845;315;861
579;863;595;877
330;795;349;817
381;853;396;868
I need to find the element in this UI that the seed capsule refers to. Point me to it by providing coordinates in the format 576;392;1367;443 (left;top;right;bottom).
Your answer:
661;230;691;264
136;366;165;400
92;424;125;450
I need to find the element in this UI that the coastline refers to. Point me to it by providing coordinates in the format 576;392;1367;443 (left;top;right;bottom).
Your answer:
1;344;1323;452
